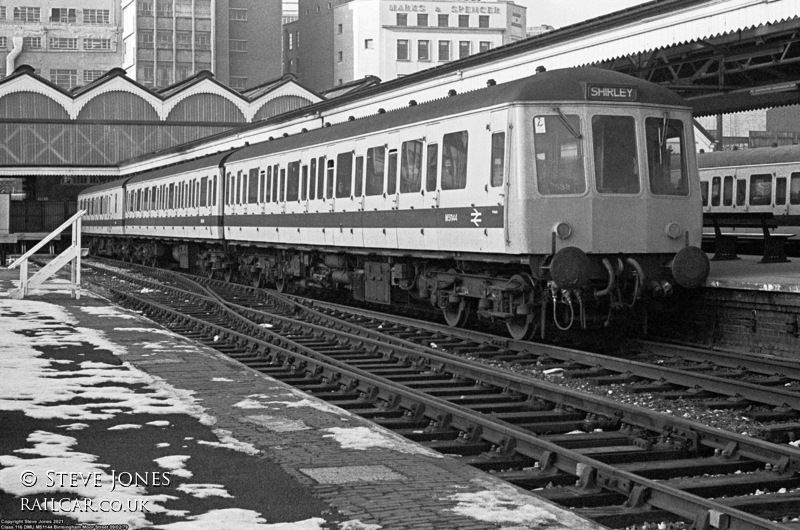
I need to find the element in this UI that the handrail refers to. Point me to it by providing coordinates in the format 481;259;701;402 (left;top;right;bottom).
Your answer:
8;210;86;269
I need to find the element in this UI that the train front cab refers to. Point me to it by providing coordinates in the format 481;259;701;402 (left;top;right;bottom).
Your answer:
506;93;709;332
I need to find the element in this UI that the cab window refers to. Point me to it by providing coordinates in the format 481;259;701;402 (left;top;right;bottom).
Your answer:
594;115;638;194
791;173;800;205
645;117;688;196
534;115;585;195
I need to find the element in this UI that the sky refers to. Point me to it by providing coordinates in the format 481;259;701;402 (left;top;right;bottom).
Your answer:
502;0;652;29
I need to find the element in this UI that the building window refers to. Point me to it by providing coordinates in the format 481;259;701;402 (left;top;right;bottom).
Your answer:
84;38;111;50
438;14;448;27
137;2;153;16
0;7;5;20
230;77;248;90
83;70;105;83
337;23;343;34
479;41;491;53
138;31;153;47
364;39;373;49
479;15;490;28
230;39;248;52
230;8;247;21
50;69;78;89
50;38;78;50
287;31;293;50
458;15;469;28
417;14;428;26
51;8;76;23
0;37;7;50
22;37;42;49
177;32;192;49
337;51;343;63
175;1;193;17
14;7;41;23
139;64;154;84
195;32;211;50
157;31;173;48
84;9;110;24
396;13;407;26
176;64;193;80
156;3;173;17
397;39;409;61
157;67;172;86
418;40;429;61
459;41;471;59
438;40;450;61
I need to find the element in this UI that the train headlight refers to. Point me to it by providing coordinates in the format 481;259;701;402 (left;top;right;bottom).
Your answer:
665;222;683;240
553;222;573;240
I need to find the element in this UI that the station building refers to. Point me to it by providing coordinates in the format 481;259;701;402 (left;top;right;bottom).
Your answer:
285;0;527;92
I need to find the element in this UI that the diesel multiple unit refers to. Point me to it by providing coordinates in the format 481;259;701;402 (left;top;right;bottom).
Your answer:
80;67;710;339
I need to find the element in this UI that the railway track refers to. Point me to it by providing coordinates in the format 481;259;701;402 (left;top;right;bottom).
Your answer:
81;260;800;529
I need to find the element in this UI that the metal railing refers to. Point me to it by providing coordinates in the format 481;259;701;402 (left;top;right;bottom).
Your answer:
7;210;86;299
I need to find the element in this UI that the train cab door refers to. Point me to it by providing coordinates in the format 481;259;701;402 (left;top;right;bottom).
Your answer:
789;171;800;218
484;110;510;254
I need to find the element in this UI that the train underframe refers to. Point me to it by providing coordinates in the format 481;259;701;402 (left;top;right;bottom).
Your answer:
87;235;707;341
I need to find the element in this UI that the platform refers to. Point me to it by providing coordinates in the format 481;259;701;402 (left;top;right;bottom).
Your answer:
0;268;601;530
705;253;800;293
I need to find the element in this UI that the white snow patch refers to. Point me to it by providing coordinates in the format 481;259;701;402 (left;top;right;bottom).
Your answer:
212;377;235;382
108;424;142;431
113;327;174;334
153;510;326;529
154;455;192;478
175;483;232;498
156;443;171;448
80;306;137;319
57;423;89;431
444;479;591;528
235;394;351;417
338;521;382;530
322;427;441;458
147;420;171;427
197;429;259;455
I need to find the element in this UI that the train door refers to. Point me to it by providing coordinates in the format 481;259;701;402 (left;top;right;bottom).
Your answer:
789;171;800;220
419;122;442;251
484;110;510;254
396;132;427;249
362;132;398;249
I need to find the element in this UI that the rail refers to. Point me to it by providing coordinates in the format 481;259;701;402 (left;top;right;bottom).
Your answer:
6;209;86;299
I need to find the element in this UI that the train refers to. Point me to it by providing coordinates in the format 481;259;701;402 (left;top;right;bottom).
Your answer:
699;144;800;237
79;67;710;340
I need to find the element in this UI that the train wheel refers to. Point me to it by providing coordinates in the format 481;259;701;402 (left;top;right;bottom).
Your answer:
442;297;474;328
506;274;537;340
251;271;264;288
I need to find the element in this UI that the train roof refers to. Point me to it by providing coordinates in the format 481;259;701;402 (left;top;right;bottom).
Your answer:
125;151;233;186
698;144;800;169
227;67;688;164
80;176;132;195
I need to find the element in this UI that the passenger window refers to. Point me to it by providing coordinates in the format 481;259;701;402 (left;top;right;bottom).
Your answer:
279;168;286;202
776;177;787;206
272;165;279;202
711;177;720;206
168;183;175;209
723;176;733;206
248;168;259;203
534;115;584;195
749;174;772;206
365;146;385;196
387;149;398;194
317;157;325;199
491;132;505;187
736;179;746;206
594;115;637;194
310;159;317;200
326;159;335;198
791;172;800;205
400;139;424;193
301;165;308;201
259;171;265;203
235;171;242;204
212;175;217;206
265;167;272;203
426;143;438;192
700;181;708;206
355;156;364;196
286;162;299;202
645;117;688;195
336;153;353;198
200;176;208;206
442;131;468;190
